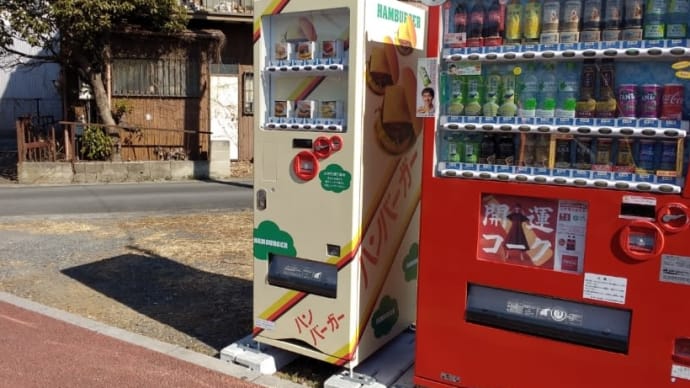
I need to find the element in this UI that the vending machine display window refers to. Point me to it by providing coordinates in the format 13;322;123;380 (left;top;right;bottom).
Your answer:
466;284;632;354
261;8;350;133
478;194;588;273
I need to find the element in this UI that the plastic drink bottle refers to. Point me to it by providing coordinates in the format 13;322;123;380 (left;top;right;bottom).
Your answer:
504;0;522;43
643;0;667;39
537;63;557;118
667;0;689;38
556;62;579;118
468;0;485;39
518;63;538;117
523;0;542;42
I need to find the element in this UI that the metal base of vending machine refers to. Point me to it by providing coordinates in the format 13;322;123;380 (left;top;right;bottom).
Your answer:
324;327;416;388
220;335;298;375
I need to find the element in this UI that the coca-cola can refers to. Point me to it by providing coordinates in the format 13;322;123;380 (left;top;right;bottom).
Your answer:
638;84;662;118
660;84;685;120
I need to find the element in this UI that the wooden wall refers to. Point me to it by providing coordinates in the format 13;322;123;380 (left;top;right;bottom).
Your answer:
113;97;208;161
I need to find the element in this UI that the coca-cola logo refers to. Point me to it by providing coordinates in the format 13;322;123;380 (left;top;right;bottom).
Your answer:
663;92;683;105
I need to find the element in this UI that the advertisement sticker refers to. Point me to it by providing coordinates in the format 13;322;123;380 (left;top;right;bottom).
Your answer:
478;194;588;273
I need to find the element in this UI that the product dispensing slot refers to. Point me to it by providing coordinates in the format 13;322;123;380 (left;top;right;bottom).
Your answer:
465;284;632;354
267;253;338;298
620;202;656;219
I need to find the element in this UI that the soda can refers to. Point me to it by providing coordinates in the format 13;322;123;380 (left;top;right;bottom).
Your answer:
636;139;656;171
464;134;481;163
496;134;516;165
616;138;634;167
658;140;677;171
660;84;685;120
447;133;463;162
521;134;538;166
575;136;593;169
555;137;572;168
595;137;612;165
617;84;637;118
480;134;497;164
638;84;662;118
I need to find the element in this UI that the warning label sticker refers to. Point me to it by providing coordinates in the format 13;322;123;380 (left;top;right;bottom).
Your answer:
660;255;690;286
583;273;627;305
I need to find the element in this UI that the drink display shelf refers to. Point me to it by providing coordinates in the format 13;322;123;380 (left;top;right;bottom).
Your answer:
437;162;683;195
264;63;347;74
262;120;346;132
439;118;688;139
442;39;690;63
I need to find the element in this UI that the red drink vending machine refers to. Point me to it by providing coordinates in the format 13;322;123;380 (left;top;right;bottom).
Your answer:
415;1;690;387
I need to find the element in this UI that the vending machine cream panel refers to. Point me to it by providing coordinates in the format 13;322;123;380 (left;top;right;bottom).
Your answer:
252;0;427;367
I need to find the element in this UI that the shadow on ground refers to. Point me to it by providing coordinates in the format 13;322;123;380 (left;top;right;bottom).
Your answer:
0;151;18;182
61;250;253;353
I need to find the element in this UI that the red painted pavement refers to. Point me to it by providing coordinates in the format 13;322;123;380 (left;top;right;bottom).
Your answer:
0;301;259;388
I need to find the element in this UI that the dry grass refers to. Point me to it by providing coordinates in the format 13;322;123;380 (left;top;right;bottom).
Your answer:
230;160;253;178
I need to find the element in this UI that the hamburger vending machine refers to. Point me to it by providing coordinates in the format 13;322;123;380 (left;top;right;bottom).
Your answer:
251;0;427;367
415;1;690;387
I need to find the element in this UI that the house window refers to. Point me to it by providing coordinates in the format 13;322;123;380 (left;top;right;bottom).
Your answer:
112;58;200;97
242;72;254;115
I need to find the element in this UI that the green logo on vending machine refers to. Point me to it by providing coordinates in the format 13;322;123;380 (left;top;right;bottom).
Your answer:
371;295;399;338
319;164;352;193
253;220;296;260
402;242;419;281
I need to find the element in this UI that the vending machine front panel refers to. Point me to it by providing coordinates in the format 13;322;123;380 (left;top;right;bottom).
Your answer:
415;2;690;387
253;0;427;367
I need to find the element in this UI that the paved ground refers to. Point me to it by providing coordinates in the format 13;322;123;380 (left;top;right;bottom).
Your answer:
0;291;306;388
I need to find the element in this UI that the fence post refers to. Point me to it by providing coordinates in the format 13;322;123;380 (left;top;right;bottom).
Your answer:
50;126;57;161
15;117;25;163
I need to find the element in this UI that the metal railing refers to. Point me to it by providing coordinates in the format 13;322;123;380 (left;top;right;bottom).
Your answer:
180;0;253;15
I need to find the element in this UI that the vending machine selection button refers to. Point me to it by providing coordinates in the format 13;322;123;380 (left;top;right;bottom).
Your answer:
329;135;343;152
657;203;690;233
619;220;665;261
313;136;331;159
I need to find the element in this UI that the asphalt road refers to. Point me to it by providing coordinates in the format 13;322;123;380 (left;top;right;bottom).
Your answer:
0;180;253;217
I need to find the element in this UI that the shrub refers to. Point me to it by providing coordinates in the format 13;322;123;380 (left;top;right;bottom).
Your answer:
80;125;113;160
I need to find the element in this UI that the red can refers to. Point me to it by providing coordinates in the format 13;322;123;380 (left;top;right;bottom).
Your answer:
660;84;685;120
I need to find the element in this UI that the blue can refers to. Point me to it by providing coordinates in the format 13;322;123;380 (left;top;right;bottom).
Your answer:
636;139;656;171
658;140;677;171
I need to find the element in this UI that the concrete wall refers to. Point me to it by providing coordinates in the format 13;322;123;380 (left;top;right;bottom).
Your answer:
16;137;233;184
18;160;212;185
209;140;230;180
